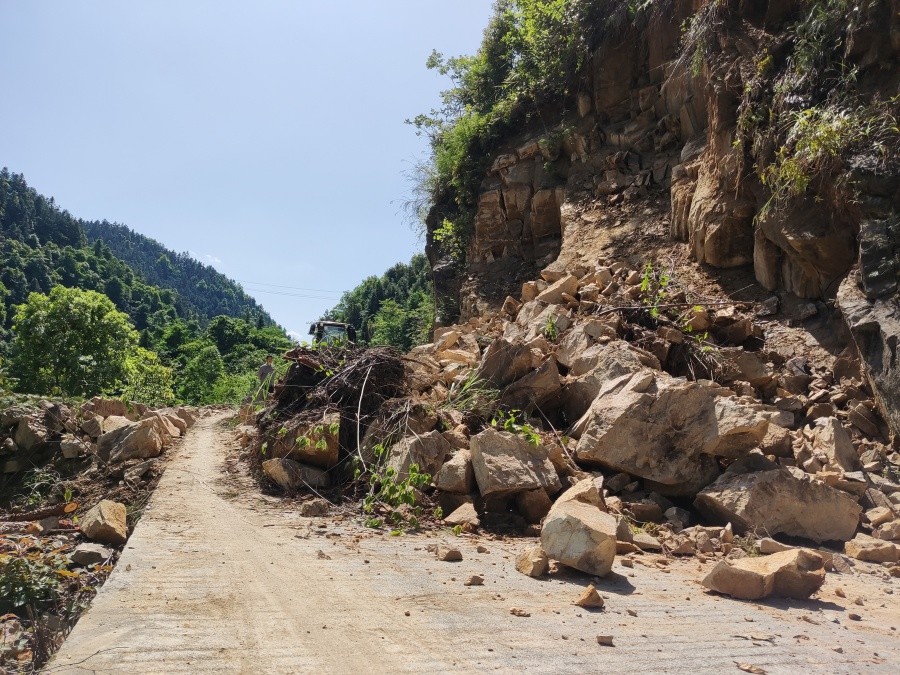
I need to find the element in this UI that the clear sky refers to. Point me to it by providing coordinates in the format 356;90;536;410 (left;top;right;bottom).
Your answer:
0;1;494;339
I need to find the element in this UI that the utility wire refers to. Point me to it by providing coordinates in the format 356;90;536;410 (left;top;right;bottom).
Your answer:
234;279;342;293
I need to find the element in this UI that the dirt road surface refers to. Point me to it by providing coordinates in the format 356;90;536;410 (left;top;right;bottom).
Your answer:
48;414;899;674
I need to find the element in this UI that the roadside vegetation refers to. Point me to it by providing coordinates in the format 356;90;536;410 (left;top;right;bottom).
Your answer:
0;170;292;406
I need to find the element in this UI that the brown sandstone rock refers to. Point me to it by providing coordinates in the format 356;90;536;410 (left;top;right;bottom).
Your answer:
469;428;561;498
844;534;899;563
695;465;862;542
515;546;549;577
80;500;128;545
574;370;770;494
702;549;825;600
540;499;617;577
574;584;605;609
385;431;450;482
262;458;330;491
433;449;476;494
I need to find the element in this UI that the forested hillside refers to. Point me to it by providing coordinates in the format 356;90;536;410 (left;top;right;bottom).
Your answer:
0;169;274;336
0;168;292;404
82;219;273;326
324;254;433;351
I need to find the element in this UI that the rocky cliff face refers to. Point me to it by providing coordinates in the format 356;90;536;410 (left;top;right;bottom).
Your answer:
428;0;899;438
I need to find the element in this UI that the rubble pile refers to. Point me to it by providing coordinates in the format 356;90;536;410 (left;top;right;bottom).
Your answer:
237;345;406;491
0;397;200;669
242;260;899;599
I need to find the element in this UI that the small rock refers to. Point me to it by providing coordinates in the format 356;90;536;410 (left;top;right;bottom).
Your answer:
298;498;331;517
80;499;128;545
573;584;605;609
436;546;463;562
70;543;112;566
444;503;480;528
848;613;861;621
759;538;793;555
510;608;531;617
515;546;549;578
633;532;662;551
596;634;614;646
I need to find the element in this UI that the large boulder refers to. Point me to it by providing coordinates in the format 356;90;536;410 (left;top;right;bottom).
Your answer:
695;464;862;542
469;428;561;498
99;418;165;463
102;415;133;435
474;338;533;388
501;357;562;412
83;397;145;421
14;417;48;451
262;458;330;491
540;499;617;576
810;417;859;472
385;431;450;481
80;500;128;545
702;548;826;600
844;534;899;563
837;273;900;440
574;370;771;495
433;449;476;494
271;412;340;469
141;412;181;440
535;274;578;304
562;341;646;421
174;407;197;428
554;477;607;510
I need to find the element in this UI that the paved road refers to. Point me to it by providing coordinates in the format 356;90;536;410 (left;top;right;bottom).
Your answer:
48;414;899;674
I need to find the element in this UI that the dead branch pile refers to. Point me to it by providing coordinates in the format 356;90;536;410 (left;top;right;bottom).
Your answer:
268;345;404;419
248;346;407;488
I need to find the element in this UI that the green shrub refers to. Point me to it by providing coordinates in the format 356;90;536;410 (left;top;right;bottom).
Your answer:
0;555;62;614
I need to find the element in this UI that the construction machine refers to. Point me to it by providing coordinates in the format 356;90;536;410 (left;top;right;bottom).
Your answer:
308;320;356;345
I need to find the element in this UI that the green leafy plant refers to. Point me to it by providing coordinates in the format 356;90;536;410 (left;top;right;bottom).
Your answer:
433;218;468;264
0;555;63;614
491;409;541;446
543;314;559;340
361;444;432;531
639;262;671;319
760;101;899;210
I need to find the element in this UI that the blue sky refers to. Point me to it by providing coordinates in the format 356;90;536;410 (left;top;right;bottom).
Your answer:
0;1;494;338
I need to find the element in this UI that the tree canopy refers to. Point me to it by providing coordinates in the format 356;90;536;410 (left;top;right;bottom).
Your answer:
10;286;139;397
324;254;434;352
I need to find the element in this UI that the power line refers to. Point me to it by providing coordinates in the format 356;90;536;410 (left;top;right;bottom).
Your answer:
242;287;341;300
234;279;342;294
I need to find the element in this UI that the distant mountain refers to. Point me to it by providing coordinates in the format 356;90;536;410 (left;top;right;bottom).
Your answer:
0;168;276;339
82;219;273;327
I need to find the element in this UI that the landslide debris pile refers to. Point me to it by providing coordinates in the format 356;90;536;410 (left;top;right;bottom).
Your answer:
244;259;900;597
0;397;199;670
240;345;406;491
